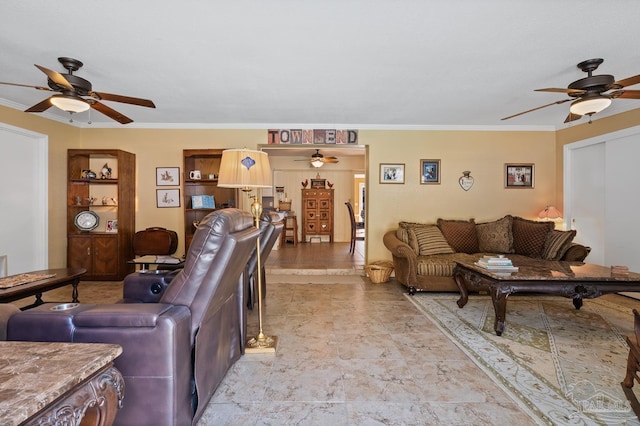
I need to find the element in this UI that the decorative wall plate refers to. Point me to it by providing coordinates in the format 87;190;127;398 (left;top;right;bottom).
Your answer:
459;171;474;191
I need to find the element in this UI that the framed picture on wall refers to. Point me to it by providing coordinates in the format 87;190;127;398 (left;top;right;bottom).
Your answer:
505;163;534;188
157;189;181;208
380;163;405;184
420;159;440;184
156;167;180;186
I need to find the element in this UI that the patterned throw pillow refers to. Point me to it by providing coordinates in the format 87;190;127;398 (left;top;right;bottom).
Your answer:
437;219;479;254
398;222;454;255
511;217;554;257
398;221;421;252
542;229;576;260
412;225;455;256
476;215;514;254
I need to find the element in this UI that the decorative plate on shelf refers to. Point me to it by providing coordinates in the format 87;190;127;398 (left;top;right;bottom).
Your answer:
74;210;99;231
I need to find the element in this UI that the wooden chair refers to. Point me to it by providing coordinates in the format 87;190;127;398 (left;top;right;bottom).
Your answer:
345;202;364;255
622;308;640;419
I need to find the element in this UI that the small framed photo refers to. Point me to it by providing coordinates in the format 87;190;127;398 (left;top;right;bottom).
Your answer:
311;178;326;189
505;163;534;188
106;219;118;233
157;189;181;208
380;163;405;184
420;159;440;184
156;167;180;186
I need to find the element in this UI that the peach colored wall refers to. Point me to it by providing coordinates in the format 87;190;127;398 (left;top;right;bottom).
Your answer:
3;105;604;268
363;129;556;260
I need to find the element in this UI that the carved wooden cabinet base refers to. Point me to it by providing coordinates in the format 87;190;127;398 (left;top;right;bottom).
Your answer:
26;366;125;426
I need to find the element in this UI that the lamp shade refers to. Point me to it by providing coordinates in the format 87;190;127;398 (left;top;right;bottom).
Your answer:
50;94;90;113
311;159;324;168
217;148;272;189
538;205;562;220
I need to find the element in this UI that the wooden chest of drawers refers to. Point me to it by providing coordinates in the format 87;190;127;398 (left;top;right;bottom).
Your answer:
301;188;334;242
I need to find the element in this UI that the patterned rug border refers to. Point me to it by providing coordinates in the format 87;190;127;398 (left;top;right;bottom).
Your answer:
406;293;638;426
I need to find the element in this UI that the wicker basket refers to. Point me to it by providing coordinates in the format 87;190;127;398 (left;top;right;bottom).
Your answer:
365;261;394;283
279;201;291;211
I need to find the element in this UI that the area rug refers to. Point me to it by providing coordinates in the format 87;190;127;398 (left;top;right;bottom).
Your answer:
407;293;640;425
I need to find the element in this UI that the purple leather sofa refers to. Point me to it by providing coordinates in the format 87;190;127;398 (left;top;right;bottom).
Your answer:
8;208;260;425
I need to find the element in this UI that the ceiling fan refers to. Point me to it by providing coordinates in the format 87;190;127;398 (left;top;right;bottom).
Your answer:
0;57;155;124
502;58;640;123
295;149;339;168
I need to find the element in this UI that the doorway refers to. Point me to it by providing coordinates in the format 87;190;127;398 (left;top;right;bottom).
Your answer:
0;123;48;275
260;144;367;270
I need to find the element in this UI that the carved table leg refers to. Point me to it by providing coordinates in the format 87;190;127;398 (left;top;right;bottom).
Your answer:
453;269;469;308
490;286;509;336
71;278;80;303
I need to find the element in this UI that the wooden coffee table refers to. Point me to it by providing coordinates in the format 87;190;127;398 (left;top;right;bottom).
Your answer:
453;259;640;336
0;268;86;310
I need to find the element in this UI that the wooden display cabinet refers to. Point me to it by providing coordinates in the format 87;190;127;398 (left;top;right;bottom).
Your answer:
301;188;334;243
67;149;135;280
183;149;237;251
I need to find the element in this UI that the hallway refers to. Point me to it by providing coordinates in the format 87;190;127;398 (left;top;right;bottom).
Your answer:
265;241;365;275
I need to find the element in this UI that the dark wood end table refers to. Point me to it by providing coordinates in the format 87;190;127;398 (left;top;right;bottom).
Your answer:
453;259;640;336
0;268;86;310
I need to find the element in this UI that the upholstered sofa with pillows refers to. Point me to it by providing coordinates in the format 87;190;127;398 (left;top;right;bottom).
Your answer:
383;215;590;294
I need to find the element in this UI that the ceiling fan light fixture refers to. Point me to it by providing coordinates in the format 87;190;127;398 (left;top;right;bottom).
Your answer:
50;94;90;113
311;158;324;168
569;96;611;116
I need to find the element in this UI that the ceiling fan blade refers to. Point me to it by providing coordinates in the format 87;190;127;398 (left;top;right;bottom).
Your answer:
0;81;53;91
610;90;640;99
535;87;585;95
501;98;572;120
34;64;73;90
614;74;640;88
324;159;339;163
90;101;133;124
24;97;53;112
91;91;156;108
564;112;582;123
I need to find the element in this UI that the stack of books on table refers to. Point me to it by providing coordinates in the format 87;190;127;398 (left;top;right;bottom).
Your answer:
474;256;519;273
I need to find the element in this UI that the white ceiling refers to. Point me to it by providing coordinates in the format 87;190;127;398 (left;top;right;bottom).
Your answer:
2;1;640;130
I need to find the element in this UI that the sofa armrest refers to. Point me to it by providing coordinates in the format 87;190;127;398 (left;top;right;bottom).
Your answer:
383;230;418;285
561;243;591;262
122;270;179;303
73;303;176;327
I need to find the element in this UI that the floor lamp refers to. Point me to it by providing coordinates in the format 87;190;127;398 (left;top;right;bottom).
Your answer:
217;148;278;353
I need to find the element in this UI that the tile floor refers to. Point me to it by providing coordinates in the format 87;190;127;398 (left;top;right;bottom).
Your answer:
9;242;535;425
197;273;535;425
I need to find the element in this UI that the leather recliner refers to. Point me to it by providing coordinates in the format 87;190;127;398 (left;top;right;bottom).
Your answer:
122;211;283;355
8;208;260;426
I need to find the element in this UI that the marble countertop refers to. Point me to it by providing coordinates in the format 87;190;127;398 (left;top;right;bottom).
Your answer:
0;341;122;425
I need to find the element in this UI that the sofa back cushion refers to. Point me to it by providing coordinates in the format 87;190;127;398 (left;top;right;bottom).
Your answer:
476;215;514;254
542;229;576;260
511;216;554;257
437;219;479;253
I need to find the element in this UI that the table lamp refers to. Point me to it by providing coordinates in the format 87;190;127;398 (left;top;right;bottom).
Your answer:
217;148;277;353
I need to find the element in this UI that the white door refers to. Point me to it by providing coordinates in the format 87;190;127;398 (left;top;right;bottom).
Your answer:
0;124;48;275
565;141;605;265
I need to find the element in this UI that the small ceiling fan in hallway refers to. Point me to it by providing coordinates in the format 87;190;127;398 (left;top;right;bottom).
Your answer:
295;149;340;168
501;58;640;123
0;57;155;124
